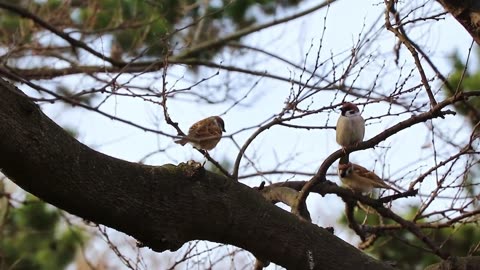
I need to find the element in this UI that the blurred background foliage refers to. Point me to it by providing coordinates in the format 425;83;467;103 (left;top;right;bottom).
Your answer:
0;120;86;269
0;1;309;268
1;0;479;269
0;185;87;270
444;48;480;129
0;0;306;60
339;203;480;270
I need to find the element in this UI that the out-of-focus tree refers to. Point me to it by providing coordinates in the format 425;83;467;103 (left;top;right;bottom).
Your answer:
0;188;86;270
444;49;480;130
340;204;480;270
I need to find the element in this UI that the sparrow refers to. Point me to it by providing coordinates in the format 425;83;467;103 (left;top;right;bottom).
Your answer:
337;162;401;193
175;116;226;151
336;102;365;149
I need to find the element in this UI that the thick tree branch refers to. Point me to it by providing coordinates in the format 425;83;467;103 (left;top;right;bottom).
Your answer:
0;77;394;269
0;60;344;94
437;0;480;45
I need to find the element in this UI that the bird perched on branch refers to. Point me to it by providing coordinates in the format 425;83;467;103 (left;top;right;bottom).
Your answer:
336;102;365;150
337;162;401;193
175;116;226;151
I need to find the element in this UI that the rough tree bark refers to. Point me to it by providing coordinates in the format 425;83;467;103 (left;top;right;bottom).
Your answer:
0;77;394;269
437;0;480;45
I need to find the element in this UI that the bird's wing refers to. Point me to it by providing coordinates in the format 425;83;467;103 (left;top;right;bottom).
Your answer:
353;116;365;140
188;118;221;141
353;164;397;190
353;164;380;180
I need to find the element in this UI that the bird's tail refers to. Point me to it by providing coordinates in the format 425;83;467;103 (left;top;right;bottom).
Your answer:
381;182;402;194
390;185;402;194
175;138;188;146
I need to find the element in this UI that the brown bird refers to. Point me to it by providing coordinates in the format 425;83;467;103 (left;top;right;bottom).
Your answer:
337;162;401;193
175;116;226;150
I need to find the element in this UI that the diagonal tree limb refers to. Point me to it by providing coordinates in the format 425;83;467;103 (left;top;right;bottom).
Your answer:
273;180;449;258
436;0;480;45
0;77;395;269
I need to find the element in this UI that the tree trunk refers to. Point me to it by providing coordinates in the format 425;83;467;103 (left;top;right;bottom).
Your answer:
0;77;393;269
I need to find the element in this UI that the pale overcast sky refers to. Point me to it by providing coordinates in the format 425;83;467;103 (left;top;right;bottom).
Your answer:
19;0;476;268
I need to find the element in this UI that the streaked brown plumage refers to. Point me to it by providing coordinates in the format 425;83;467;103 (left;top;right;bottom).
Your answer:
338;162;401;193
175;116;225;150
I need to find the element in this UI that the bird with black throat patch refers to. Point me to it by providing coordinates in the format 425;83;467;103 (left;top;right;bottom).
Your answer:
175;116;226;151
336;102;365;151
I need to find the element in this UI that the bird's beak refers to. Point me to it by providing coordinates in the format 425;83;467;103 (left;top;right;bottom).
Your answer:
222;127;226;132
